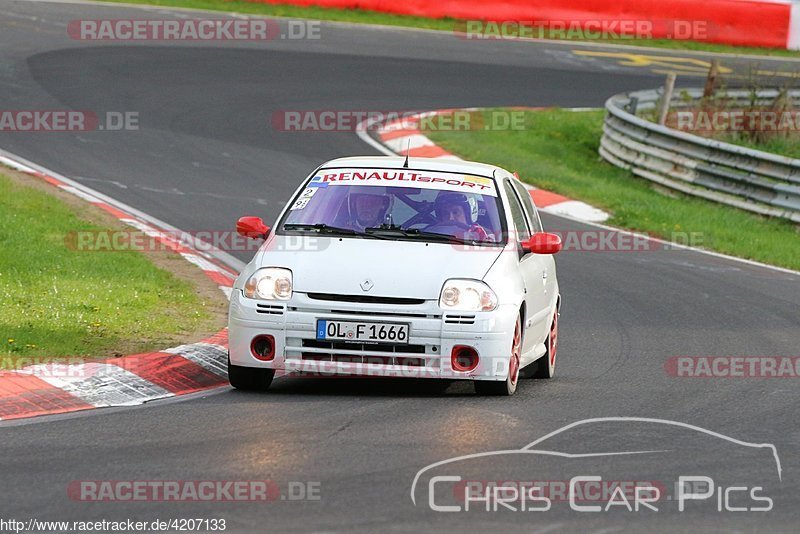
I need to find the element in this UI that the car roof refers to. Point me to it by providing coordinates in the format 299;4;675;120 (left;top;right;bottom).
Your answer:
317;156;505;179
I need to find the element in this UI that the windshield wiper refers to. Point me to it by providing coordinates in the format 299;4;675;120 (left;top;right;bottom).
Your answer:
284;223;357;235
364;226;471;244
283;223;386;239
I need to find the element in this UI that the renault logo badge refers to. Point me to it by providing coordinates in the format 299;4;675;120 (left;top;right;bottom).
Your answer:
360;279;374;292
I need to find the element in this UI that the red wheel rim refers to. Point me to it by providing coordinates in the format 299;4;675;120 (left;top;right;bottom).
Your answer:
510;319;521;385
549;312;558;366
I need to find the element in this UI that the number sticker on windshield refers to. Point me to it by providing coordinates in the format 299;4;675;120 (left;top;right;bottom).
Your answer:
290;187;318;210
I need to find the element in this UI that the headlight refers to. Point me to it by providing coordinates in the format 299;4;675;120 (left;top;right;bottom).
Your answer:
439;279;497;312
243;268;293;301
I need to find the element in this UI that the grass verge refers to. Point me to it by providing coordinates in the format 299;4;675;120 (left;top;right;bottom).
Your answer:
424;108;800;270
0;169;227;363
656;93;800;160
95;0;800;59
708;134;800;160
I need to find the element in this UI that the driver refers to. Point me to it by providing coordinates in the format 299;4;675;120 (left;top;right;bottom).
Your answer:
347;189;393;231
426;191;488;240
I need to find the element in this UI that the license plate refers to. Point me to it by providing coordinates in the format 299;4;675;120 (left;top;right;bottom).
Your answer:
316;320;409;344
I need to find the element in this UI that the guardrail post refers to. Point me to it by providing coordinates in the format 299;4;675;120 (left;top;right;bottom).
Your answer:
627;96;639;115
658;73;677;125
703;60;720;99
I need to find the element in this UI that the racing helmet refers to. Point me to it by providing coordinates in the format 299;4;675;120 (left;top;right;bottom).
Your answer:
347;188;394;227
434;191;478;224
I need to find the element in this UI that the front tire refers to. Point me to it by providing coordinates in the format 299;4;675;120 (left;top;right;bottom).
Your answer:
475;315;521;396
228;356;274;391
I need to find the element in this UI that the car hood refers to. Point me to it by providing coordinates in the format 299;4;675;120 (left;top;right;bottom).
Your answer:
255;235;503;299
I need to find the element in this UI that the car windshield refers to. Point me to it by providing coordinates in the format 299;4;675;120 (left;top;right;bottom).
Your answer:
280;168;505;245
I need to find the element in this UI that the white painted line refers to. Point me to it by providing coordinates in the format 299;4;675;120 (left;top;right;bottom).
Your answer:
0;148;245;274
383;134;434;153
540;200;610;223
57;185;102;203
0;155;39;174
549;208;800;276
219;286;233;299
120;217;162;235
376;119;417;134
120;218;209;259
181;253;228;274
356;116;400;157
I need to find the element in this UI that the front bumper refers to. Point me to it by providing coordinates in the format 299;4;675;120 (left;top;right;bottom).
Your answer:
228;291;518;381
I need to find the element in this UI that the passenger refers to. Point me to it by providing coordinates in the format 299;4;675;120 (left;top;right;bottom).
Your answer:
426;191;488;240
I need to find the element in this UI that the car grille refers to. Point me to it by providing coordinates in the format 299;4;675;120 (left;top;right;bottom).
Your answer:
444;314;476;325
285;338;437;368
289;307;435;319
307;293;426;305
302;354;426;367
302;339;426;353
256;303;285;315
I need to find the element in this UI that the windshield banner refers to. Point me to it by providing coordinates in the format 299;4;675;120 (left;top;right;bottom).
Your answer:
309;169;498;197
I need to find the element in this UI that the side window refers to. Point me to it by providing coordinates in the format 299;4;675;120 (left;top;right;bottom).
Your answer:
512;180;544;233
503;181;531;242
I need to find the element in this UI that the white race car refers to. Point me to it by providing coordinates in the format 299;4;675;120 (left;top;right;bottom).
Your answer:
228;156;561;395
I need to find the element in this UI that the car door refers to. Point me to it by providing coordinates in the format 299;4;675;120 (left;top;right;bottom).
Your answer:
512;179;558;307
503;179;550;351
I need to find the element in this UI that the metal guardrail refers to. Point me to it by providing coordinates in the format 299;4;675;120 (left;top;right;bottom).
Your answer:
600;88;800;223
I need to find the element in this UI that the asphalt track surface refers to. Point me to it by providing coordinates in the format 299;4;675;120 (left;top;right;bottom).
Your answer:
1;1;799;532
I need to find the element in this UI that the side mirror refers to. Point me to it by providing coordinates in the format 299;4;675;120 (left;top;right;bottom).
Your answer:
521;232;562;255
236;216;270;240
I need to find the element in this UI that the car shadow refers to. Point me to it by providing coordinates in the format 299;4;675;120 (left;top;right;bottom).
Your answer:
229;375;477;398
